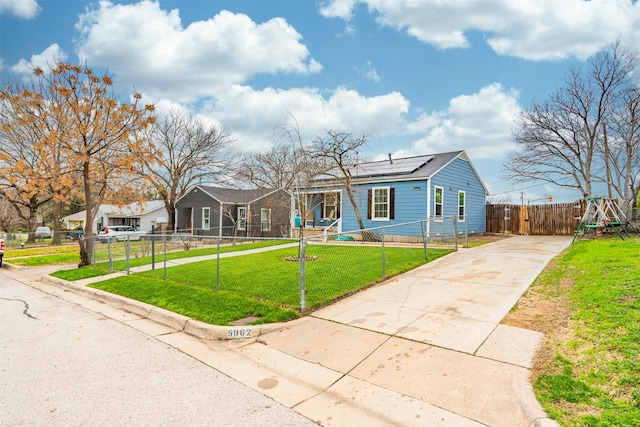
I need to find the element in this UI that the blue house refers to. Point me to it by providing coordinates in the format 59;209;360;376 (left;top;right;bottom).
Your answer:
300;150;488;238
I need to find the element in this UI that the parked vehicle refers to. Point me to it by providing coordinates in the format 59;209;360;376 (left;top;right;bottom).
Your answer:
97;226;146;243
0;238;4;267
35;226;52;238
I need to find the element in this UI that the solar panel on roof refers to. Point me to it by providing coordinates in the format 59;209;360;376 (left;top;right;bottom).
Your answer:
351;156;433;177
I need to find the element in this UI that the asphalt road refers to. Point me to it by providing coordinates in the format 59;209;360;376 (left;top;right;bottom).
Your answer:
0;270;317;427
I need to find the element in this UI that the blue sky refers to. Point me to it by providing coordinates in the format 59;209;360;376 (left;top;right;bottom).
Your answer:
2;0;640;203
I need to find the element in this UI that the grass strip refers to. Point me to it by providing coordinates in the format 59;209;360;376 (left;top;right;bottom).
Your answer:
511;236;640;426
89;275;299;325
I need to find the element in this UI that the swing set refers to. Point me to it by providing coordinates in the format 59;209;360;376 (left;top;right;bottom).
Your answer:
572;197;639;243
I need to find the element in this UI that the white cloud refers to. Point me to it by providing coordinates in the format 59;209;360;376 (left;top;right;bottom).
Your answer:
197;85;410;153
0;0;40;18
399;83;521;160
320;0;640;60
319;0;358;20
355;61;381;83
10;44;68;74
75;1;321;103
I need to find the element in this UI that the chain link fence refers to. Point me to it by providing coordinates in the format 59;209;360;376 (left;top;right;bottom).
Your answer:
80;216;465;312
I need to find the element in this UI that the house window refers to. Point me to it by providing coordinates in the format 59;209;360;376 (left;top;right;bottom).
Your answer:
202;207;210;230
434;186;443;222
261;208;271;232
324;193;337;219
237;207;246;231
458;191;466;222
372;187;390;221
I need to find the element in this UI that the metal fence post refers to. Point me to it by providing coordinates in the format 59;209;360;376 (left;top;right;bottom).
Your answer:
163;236;167;281
421;219;428;260
453;216;458;251
126;237;131;275
381;227;386;279
216;237;221;291
107;238;113;273
299;238;307;313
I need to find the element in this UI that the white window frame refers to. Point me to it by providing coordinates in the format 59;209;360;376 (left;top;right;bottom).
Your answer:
434;186;444;222
237;206;247;231
261;208;271;232
458;190;466;222
324;193;337;219
202;207;211;230
372;186;390;221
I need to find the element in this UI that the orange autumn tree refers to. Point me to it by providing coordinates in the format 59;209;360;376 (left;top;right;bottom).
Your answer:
0;76;61;243
2;62;157;265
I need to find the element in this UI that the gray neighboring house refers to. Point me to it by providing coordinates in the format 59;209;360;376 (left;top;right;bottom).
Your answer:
175;185;293;238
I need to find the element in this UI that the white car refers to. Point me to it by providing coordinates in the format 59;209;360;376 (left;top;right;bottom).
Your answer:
97;226;146;243
35;226;52;238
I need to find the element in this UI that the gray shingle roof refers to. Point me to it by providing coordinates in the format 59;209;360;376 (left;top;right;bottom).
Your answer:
314;150;465;185
198;186;280;204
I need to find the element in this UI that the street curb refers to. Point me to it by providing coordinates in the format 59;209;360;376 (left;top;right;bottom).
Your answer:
40;274;289;342
530;418;561;427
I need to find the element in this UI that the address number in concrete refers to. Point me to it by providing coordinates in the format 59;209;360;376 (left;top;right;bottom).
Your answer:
227;328;253;339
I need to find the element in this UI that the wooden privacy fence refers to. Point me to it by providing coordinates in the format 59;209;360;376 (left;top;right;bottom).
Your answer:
486;201;586;235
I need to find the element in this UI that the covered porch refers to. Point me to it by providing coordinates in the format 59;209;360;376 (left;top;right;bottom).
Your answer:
300;190;342;233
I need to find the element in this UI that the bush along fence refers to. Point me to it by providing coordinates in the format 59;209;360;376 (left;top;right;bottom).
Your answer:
86;216;465;313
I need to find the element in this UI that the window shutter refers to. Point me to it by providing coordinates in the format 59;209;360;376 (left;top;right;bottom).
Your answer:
336;193;341;217
390;188;395;220
367;189;372;219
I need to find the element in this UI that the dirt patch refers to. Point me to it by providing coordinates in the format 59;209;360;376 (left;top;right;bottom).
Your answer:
502;269;576;379
283;255;320;262
465;233;511;245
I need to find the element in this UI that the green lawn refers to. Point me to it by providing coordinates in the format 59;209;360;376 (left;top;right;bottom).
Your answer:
48;239;294;279
89;244;453;325
515;236;640;426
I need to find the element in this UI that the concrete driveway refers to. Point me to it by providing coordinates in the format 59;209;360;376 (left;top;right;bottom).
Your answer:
5;235;572;426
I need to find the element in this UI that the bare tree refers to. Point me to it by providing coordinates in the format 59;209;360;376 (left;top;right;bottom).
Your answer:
506;41;638;201
142;109;236;231
605;86;640;214
311;130;370;230
237;142;304;190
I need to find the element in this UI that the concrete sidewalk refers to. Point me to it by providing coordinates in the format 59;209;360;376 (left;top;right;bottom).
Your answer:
6;235;571;426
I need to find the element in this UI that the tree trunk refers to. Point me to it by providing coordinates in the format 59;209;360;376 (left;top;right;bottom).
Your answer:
79;160;95;267
51;200;63;245
345;186;365;230
26;200;39;244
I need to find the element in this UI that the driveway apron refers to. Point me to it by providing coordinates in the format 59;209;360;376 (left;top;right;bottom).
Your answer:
254;235;572;426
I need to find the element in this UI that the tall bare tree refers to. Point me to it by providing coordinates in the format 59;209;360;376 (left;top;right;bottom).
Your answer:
142;109;236;231
506;41;638;203
311;130;370;230
605;86;640;214
237;142;304;190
